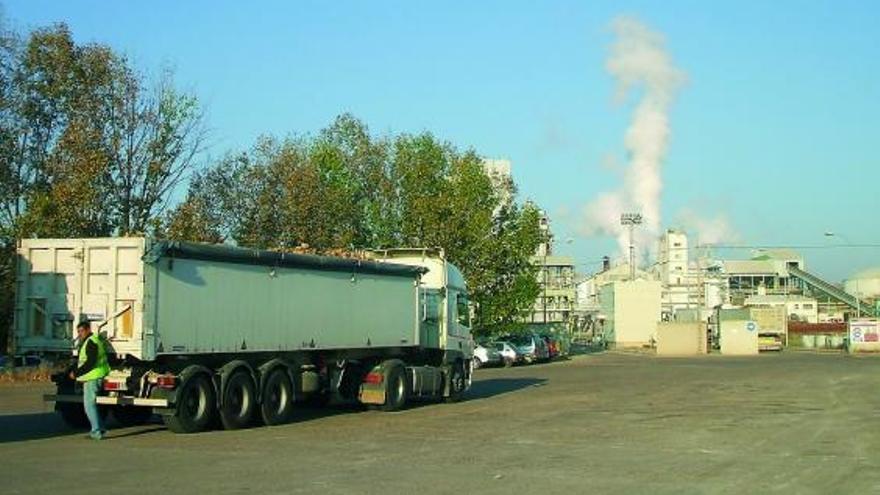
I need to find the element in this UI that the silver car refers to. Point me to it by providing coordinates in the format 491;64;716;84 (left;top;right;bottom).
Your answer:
473;343;502;369
492;341;518;367
509;334;550;364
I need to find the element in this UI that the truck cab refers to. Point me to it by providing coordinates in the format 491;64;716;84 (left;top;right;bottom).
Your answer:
367;248;474;364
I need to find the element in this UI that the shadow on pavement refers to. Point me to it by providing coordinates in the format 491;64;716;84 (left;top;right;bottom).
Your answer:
0;412;80;443
467;378;547;400
1;380;548;442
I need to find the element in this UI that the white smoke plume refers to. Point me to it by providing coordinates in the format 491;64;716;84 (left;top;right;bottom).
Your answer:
676;209;740;246
580;16;685;262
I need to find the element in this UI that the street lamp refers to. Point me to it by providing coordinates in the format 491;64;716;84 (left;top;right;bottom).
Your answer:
620;213;643;281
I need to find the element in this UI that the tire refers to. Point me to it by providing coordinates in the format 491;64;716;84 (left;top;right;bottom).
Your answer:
260;368;294;426
219;371;256;430
57;402;90;429
163;374;217;434
503;357;514;368
305;390;331;408
380;364;409;412
473;358;483;370
112;406;154;427
55;381;109;430
444;361;466;403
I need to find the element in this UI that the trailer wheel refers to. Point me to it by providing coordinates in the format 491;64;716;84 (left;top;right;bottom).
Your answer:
444;361;466;403
260;369;294;426
54;381;109;430
57;402;90;429
112;406;155;427
380;363;409;412
163;374;217;434
220;371;256;430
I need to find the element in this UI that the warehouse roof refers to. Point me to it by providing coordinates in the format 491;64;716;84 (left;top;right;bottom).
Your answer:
722;260;779;275
146;240;427;278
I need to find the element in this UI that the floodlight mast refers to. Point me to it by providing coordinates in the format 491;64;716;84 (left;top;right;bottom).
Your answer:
620;213;643;281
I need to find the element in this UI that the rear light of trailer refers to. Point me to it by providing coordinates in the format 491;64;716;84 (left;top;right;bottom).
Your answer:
156;374;177;390
103;380;126;391
363;372;383;385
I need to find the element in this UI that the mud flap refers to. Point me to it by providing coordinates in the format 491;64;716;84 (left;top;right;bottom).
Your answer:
358;364;386;405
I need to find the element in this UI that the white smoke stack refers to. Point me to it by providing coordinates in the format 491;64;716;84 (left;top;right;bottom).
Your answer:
580;16;685;262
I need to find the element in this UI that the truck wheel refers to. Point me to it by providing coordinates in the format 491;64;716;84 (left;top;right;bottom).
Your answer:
163;374;217;434
54;379;109;430
57;402;90;429
220;371;256;430
260;369;294;426
112;406;154;427
380;364;409;412
444;362;466;403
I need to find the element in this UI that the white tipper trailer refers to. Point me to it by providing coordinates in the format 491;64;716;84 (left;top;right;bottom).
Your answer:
16;238;474;433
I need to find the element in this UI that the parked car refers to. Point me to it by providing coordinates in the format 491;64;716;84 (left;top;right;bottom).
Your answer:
542;335;559;360
473;343;502;369
508;333;550;364
492;341;518;367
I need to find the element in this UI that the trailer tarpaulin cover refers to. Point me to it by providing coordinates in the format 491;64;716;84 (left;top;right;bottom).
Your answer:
146;240;426;278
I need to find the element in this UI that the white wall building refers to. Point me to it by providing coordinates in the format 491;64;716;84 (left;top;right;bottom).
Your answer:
744;294;819;324
600;280;662;348
658;229;688;286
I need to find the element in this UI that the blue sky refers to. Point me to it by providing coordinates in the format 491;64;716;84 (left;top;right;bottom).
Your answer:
4;1;878;281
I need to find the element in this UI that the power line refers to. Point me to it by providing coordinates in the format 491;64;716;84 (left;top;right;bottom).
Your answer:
701;244;880;250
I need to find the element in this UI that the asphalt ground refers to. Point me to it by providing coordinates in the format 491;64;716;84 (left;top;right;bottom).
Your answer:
2;352;879;494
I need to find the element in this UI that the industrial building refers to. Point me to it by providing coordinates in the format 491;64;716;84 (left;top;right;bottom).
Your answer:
525;210;577;328
599;280;662;348
575;227;875;352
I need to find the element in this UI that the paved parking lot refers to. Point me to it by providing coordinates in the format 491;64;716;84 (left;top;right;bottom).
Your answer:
2;352;879;494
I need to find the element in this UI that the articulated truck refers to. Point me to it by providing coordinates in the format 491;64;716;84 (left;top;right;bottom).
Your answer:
16;238;474;433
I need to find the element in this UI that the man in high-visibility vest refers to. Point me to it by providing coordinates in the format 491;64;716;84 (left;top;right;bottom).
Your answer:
68;320;111;440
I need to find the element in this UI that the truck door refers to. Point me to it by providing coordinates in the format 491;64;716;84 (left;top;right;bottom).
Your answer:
17;240;85;352
81;239;144;356
446;290;473;358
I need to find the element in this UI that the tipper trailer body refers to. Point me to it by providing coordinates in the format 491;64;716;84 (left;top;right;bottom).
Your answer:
17;238;473;432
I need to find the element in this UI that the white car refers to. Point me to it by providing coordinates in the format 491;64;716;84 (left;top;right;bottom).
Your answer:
473;343;501;369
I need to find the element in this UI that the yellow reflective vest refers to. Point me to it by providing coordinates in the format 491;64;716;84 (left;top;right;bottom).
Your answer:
76;332;110;382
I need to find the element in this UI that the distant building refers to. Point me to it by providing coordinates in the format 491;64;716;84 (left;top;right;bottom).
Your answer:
530;254;577;325
482;158;513;212
535;208;552;257
521;210;576;327
844;267;880;301
744;294;819;324
658;229;688;286
600;280;662;348
723;249;805;304
721;248;874;319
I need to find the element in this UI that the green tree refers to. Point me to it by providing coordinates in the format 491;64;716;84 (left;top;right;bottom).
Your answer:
0;21;204;352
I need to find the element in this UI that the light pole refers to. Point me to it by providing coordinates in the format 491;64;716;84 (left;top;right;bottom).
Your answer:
620;213;643;281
